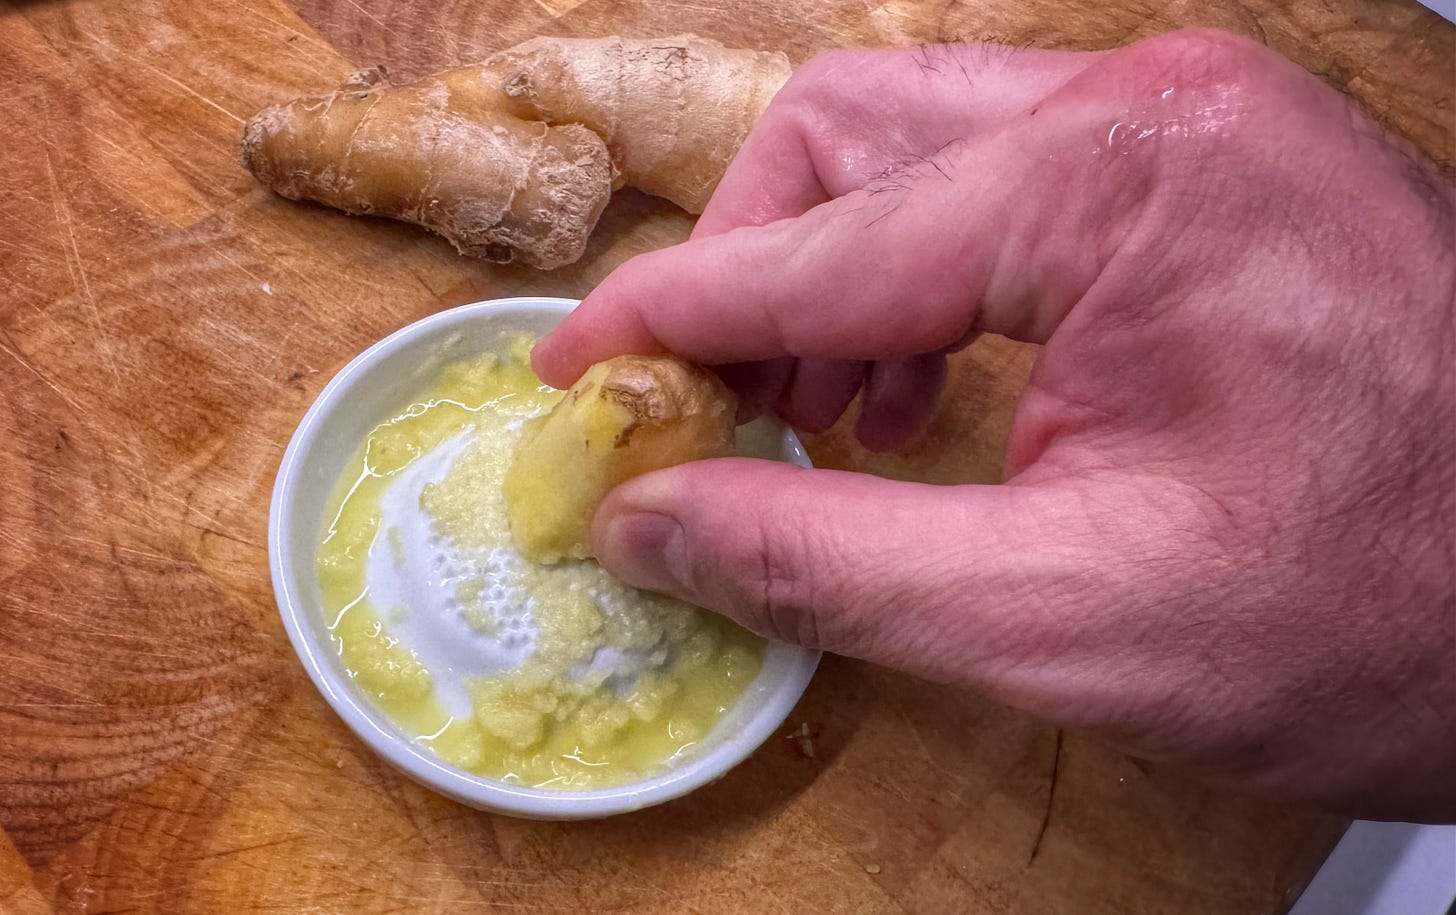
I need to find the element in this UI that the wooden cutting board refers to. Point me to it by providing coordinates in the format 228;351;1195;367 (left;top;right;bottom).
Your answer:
1;0;1449;911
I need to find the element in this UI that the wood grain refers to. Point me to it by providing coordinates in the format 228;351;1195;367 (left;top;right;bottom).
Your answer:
2;0;1449;910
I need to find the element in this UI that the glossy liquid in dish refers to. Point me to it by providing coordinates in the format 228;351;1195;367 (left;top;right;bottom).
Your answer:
316;336;765;789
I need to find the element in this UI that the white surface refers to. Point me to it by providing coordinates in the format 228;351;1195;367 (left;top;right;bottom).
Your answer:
271;297;821;819
367;429;535;717
1289;821;1456;915
1415;0;1454;22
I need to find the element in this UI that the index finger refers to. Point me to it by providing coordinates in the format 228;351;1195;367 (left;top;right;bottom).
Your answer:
532;45;1136;388
533;153;998;388
693;43;1102;239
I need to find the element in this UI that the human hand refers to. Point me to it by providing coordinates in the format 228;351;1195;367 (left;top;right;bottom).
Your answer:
533;29;1456;819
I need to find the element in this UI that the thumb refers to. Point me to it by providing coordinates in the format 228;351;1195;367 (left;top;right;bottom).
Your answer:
590;457;1107;690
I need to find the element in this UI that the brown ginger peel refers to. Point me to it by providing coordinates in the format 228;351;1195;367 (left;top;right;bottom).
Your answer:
241;36;790;269
486;35;791;214
241;66;616;270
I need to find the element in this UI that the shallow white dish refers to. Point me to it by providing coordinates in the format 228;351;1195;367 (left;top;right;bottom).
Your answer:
269;296;820;819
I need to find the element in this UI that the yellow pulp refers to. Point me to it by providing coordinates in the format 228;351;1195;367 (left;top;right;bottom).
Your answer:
317;336;765;789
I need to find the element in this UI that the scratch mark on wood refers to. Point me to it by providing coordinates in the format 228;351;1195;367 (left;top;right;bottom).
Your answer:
209;245;270;288
1028;728;1063;865
0;234;65;269
203;836;306;860
130;57;246;124
41;144;128;404
111;544;185;564
0;326;87;415
35;138;161;498
198;526;264;551
339;0;405;38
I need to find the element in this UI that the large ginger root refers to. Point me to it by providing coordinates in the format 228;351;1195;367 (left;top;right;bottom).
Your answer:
487;36;791;214
241;36;790;269
241;67;615;270
503;356;736;563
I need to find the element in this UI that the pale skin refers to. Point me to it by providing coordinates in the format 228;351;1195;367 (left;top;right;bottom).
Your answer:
532;29;1456;821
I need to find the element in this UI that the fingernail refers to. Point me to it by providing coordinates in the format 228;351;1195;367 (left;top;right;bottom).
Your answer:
600;512;691;595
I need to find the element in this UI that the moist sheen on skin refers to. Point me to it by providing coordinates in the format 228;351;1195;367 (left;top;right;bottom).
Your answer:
316;335;764;789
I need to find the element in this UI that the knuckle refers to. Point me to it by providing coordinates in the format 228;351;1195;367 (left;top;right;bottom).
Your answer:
724;515;827;649
783;49;858;94
594;246;674;310
771;49;866;122
1123;27;1268;89
1109;28;1285;140
747;81;828;164
1090;27;1303;213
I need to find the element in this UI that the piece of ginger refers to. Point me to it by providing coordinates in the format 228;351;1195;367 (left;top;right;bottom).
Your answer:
503;355;736;563
242;36;790;269
488;36;791;214
241;66;615;270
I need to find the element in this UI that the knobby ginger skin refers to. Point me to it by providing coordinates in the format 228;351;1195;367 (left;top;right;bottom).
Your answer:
241;66;615;270
489;35;792;214
241;36;791;269
504;355;737;563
